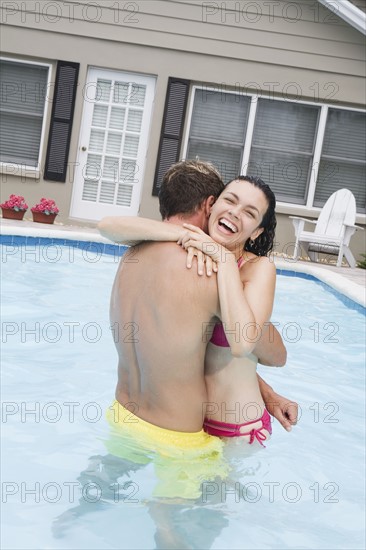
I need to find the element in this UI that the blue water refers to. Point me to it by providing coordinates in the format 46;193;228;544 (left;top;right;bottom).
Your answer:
1;244;365;550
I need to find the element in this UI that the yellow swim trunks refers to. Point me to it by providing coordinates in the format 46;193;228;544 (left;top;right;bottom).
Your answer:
105;400;228;500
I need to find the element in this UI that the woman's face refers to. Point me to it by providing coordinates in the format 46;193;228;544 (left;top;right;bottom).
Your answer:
208;179;268;253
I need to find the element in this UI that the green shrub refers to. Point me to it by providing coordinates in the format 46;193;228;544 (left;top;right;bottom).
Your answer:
357;254;366;269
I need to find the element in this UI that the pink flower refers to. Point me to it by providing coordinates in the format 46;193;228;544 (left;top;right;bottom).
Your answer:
0;194;28;211
31;198;59;215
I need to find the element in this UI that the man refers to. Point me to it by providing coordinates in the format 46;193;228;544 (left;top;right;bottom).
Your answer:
99;160;297;438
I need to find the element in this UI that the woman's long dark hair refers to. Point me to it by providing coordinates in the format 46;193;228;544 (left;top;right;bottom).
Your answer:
227;176;276;256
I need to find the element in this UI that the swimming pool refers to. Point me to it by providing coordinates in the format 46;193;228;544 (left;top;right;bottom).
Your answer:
1;243;365;549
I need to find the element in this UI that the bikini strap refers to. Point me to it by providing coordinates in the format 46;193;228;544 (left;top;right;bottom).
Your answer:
237;255;244;269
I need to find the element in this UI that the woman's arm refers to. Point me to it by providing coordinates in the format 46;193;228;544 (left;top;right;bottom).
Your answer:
97;216;183;245
233;256;276;357
254;323;287;367
215;252;259;357
179;224;275;358
98;218;217;276
215;255;276;357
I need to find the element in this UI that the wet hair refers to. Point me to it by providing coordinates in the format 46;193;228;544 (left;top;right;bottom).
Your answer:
227;176;276;256
159;160;224;220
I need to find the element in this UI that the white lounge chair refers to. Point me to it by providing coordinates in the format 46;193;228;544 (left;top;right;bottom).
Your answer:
290;189;364;268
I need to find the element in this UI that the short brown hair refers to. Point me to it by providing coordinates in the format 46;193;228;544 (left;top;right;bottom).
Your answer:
159;160;224;219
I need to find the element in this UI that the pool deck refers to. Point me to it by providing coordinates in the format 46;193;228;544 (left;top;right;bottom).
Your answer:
1;217;365;308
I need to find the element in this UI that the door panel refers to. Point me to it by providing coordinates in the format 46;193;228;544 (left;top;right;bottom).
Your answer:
70;68;156;221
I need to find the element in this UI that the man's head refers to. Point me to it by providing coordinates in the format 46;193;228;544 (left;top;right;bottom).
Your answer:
159;160;224;220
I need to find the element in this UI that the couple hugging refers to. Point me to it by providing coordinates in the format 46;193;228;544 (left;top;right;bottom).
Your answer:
98;160;298;499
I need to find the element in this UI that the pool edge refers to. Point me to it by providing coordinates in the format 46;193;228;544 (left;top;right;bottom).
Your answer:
274;258;365;309
1;223;365;311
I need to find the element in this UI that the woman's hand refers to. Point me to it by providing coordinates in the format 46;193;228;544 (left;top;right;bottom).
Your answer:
177;223;234;264
185;247;218;276
265;392;298;432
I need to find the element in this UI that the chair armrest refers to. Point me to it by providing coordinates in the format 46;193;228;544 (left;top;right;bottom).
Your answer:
289;216;317;224
344;224;364;231
290;216;317;239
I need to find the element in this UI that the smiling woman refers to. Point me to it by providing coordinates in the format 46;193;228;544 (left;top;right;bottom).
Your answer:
209;179;269;244
211;176;278;259
175;177;279;443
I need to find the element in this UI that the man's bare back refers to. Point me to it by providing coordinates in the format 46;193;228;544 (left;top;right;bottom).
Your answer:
110;240;220;432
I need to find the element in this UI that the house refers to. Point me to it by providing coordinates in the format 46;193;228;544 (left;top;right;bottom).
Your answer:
1;0;365;260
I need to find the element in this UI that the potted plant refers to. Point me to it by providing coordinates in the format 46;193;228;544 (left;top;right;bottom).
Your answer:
31;198;59;224
0;195;28;220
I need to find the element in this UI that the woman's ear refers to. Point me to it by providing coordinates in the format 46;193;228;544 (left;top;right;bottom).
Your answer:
250;227;264;241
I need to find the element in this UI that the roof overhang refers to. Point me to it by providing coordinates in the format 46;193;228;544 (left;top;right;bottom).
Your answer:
317;0;366;34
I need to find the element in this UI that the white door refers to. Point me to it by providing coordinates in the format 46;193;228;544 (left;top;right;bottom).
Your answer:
70;68;156;221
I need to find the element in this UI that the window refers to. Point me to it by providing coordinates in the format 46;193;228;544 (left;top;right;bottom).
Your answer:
184;87;365;213
248;99;319;205
316;108;366;213
0;59;49;168
186;89;250;182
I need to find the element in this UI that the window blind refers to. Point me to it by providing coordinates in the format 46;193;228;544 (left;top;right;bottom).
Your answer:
187;89;249;182
249;99;320;204
0;60;48;166
315;109;366;213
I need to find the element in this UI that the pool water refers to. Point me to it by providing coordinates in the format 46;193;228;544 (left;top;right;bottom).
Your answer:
1;244;365;550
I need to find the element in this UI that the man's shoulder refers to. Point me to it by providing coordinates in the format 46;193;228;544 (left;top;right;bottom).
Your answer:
125;241;219;316
122;241;176;262
134;241;189;263
143;241;218;290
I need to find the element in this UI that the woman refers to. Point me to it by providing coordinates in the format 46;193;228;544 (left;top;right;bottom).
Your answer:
179;176;276;446
101;175;279;447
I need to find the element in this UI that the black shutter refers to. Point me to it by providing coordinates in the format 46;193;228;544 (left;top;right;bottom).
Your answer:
152;77;190;196
44;61;79;182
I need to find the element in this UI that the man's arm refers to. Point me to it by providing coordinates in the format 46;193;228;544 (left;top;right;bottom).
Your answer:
254;323;287;367
258;375;298;431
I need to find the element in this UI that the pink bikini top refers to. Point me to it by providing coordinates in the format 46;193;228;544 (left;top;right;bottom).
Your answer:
210;256;244;348
210;323;230;347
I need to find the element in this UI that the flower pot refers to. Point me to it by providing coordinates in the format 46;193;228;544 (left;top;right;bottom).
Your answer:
1;208;26;220
32;212;57;224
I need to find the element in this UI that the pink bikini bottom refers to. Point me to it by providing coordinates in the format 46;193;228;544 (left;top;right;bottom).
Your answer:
203;409;272;447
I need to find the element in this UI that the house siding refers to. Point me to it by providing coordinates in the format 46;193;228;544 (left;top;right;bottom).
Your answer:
1;0;365;259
